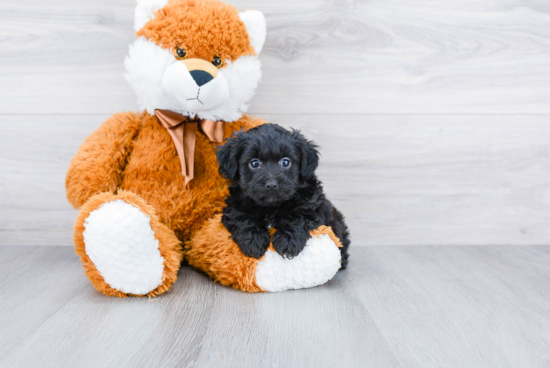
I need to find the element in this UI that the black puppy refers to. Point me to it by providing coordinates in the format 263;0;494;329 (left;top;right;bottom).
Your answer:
217;124;350;269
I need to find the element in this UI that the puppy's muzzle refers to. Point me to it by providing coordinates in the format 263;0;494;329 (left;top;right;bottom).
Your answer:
183;59;219;86
265;180;279;190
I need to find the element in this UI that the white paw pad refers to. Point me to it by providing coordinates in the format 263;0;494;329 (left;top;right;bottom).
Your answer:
255;234;342;292
83;200;165;295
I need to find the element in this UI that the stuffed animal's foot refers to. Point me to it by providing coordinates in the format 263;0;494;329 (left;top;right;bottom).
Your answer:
74;191;183;297
186;217;342;293
255;226;342;292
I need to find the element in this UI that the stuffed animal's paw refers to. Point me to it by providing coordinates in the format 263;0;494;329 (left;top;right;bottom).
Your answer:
255;227;342;292
74;191;182;297
186;217;343;293
82;200;165;295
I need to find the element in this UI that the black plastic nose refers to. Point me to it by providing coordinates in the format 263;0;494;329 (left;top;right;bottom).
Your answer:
190;70;214;86
265;180;279;190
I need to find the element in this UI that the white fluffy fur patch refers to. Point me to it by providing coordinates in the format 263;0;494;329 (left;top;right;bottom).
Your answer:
83;200;165;295
161;61;230;112
238;10;267;55
124;37;262;122
255;234;342;292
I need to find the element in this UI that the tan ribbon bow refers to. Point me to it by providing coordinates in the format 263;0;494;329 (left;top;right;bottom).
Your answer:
154;109;225;187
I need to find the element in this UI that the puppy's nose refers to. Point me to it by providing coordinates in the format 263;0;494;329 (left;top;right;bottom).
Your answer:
190;70;214;86
265;180;279;190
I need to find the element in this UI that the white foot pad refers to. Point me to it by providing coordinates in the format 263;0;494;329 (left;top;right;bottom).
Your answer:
255;234;341;292
83;200;165;295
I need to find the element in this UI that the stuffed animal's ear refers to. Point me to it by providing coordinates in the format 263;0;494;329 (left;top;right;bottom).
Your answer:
239;10;267;55
217;134;247;181
292;130;320;180
134;0;169;32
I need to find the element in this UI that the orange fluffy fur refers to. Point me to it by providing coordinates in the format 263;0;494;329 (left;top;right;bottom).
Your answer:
137;0;255;62
67;112;264;296
66;0;265;297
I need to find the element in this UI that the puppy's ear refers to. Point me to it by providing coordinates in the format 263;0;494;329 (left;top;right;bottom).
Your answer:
217;133;247;181
292;129;319;180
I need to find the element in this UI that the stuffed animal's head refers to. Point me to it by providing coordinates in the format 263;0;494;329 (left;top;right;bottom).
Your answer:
217;124;320;206
125;0;266;122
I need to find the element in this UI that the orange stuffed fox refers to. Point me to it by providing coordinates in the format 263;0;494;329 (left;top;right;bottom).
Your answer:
66;0;343;297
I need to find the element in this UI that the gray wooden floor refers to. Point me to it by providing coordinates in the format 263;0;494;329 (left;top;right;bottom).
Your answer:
1;245;548;368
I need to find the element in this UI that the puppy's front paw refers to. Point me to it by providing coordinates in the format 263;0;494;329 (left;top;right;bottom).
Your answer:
234;231;271;259
272;230;308;258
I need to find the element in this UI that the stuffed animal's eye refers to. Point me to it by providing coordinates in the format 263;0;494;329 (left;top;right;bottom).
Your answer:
279;158;291;168
176;47;187;59
249;159;261;169
212;56;223;68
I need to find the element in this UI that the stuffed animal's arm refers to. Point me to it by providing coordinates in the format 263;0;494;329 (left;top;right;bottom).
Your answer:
65;112;142;209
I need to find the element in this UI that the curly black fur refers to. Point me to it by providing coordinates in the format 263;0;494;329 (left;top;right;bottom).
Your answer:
217;124;350;268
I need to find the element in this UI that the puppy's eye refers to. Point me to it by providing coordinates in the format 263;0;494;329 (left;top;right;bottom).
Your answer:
249;159;261;169
212;56;223;68
176;47;187;59
279;158;291;168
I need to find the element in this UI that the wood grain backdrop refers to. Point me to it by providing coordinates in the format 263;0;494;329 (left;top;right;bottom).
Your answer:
1;0;550;246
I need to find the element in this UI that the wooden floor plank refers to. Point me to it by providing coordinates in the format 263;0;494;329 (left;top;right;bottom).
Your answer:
347;246;550;368
1;246;549;368
0;266;218;368
190;270;400;368
0;247;89;361
1;0;549;114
